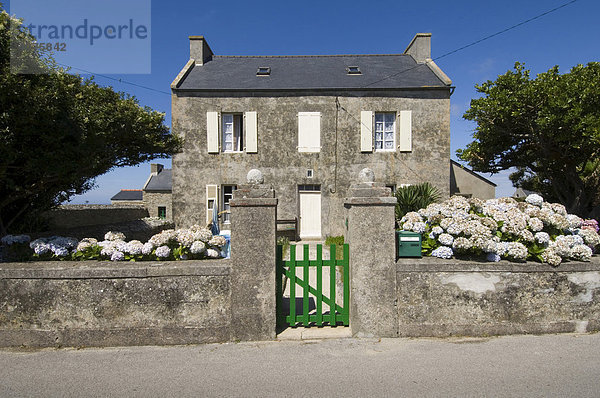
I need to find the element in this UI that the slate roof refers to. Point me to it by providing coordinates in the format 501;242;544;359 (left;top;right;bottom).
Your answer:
111;190;143;201
144;169;172;192
176;54;449;91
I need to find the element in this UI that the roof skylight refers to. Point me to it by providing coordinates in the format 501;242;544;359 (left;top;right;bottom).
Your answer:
257;67;271;76
347;66;361;75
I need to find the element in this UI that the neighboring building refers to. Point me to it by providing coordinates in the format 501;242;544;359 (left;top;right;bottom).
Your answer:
513;188;537;199
171;33;452;238
110;163;173;220
142;163;173;220
110;189;144;206
450;160;496;199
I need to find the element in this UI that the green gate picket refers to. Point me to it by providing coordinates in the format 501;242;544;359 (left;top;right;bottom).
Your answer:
277;243;349;328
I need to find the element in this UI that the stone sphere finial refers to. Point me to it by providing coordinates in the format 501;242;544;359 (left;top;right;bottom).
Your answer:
358;168;375;183
247;169;264;185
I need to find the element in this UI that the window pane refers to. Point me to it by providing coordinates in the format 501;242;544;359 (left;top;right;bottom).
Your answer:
375;121;383;132
224;123;233;133
375;132;383;141
385;113;395;123
375;141;383;149
375;113;384;122
224;142;232;151
385;141;394;149
385;131;394;141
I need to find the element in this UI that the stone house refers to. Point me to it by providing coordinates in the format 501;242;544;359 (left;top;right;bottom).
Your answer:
171;33;452;238
110;163;173;220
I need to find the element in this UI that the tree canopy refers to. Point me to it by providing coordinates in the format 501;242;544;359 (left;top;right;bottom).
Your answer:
458;62;600;218
0;6;181;234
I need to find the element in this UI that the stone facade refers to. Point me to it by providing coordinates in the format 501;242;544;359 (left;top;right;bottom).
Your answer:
171;34;452;238
172;92;450;236
450;160;496;199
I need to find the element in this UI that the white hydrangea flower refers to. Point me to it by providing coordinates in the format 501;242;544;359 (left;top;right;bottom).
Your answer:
208;236;227;248
525;194;544;207
549;239;572;258
141;242;154;255
431;226;443;236
541;249;562;267
505;242;528;261
431;246;453;259
125;241;144;256
206;248;221;258
176;229;196;247
193;228;213;243
535;232;550;246
570;244;592;262
111;251;125;261
517;229;535;243
411;222;426;234
190;241;206;255
550;203;568;216
452;237;472;252
104;231;126;241
401;212;423;224
155;245;171;259
401;222;414;231
577;229;600;249
566;214;583;229
527;217;544;232
438;233;454;246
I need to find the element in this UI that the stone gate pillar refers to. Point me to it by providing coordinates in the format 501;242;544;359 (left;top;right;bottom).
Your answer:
229;169;278;341
344;168;398;337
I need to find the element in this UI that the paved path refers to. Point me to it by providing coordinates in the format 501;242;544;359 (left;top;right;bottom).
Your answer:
1;333;599;397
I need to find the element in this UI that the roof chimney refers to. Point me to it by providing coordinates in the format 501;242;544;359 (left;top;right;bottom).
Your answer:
404;33;431;63
151;163;164;175
189;36;213;65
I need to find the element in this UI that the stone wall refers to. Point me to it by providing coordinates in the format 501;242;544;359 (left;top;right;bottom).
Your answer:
396;258;600;337
47;205;149;229
172;90;450;237
0;260;231;347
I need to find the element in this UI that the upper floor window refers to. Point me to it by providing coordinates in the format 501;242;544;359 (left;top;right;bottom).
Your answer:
222;113;243;152
374;112;396;151
222;185;237;224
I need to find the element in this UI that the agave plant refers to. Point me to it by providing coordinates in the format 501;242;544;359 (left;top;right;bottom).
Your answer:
394;182;441;220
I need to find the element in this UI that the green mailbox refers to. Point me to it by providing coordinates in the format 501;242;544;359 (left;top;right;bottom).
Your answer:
396;231;422;258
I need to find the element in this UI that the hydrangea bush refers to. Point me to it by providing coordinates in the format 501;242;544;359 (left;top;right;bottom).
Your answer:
1;225;228;262
399;194;600;267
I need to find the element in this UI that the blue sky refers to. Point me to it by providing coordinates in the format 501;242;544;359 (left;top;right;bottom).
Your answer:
6;0;598;202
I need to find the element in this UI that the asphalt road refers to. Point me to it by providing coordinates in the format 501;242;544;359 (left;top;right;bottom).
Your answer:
1;333;599;397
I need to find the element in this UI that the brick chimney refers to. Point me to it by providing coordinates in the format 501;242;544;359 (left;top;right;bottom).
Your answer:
404;33;431;63
151;163;164;175
189;36;213;65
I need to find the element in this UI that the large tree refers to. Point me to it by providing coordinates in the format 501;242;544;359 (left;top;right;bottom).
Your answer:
0;6;181;234
458;62;600;217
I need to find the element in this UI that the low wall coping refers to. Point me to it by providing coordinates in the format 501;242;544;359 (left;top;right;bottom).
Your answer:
0;259;231;279
397;256;600;273
344;197;397;206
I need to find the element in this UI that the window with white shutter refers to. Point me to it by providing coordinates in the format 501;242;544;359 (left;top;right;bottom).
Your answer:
399;110;412;152
360;111;373;152
298;112;321;152
206;111;219;153
374;112;396;151
245;111;258;153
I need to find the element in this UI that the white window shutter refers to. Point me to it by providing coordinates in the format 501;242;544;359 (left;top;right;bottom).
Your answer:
206;184;218;225
399;110;412;152
360;111;373;152
298;112;320;152
245;111;258;153
206;111;219;153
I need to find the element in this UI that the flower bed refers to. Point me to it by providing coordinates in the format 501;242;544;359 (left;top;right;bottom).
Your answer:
398;194;600;266
0;225;228;262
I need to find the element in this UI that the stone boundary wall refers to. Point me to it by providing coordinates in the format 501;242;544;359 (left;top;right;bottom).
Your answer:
0;260;232;348
47;205;149;229
396;257;600;337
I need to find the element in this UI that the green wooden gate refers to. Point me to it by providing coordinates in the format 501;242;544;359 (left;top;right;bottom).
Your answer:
276;244;349;328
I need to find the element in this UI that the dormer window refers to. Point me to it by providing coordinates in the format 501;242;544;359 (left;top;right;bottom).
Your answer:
257;67;271;76
347;66;361;75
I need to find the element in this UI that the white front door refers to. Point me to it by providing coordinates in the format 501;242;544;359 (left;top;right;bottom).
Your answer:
299;190;321;239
